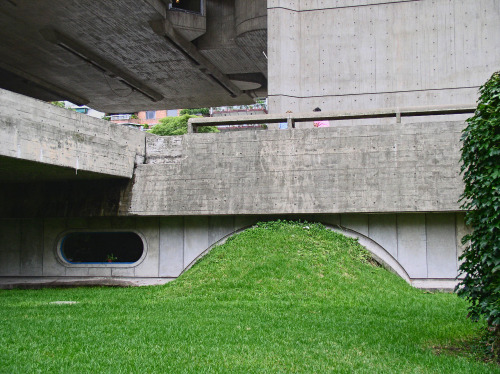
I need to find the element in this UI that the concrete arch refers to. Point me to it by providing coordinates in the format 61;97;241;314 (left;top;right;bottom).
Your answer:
181;222;411;284
325;224;411;284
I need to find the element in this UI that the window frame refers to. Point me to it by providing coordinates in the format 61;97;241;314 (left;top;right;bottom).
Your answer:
169;0;204;15
56;230;148;268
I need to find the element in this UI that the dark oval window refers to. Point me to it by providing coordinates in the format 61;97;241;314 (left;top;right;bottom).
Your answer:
61;232;144;264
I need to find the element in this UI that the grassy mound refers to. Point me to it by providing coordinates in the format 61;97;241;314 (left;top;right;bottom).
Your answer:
0;220;497;373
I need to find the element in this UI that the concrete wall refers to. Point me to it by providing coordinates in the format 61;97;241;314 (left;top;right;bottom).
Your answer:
0;213;469;288
125;120;464;216
268;0;500;114
0;89;147;180
0;217;160;278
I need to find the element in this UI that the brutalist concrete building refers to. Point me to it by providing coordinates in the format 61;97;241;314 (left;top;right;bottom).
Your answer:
0;0;499;289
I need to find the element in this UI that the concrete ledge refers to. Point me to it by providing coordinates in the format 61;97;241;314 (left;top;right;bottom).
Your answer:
0;89;147;180
410;278;460;292
0;277;174;289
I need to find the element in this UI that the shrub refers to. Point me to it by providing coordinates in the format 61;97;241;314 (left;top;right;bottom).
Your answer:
456;71;500;359
179;108;210;116
148;114;218;136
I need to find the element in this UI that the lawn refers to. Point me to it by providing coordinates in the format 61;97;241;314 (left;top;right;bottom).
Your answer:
0;220;497;373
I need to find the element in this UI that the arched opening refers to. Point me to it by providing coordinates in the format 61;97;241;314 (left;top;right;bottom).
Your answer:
180;220;411;284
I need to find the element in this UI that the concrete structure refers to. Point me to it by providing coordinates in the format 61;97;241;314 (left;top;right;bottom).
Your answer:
0;0;268;112
268;0;499;114
133;117;466;215
0;89;146;181
0;96;472;289
0;0;499;289
0;213;467;290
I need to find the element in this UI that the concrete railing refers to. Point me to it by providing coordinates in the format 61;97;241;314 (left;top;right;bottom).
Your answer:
188;104;476;133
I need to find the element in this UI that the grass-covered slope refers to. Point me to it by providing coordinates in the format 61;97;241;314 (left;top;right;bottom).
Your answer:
0;221;497;373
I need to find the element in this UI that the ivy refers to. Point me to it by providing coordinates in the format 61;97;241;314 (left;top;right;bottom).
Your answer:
456;71;500;359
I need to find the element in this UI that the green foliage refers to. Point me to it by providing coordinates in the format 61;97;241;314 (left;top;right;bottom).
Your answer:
49;101;78;112
50;101;66;108
180;107;210;116
105;253;117;262
457;71;500;358
148;114;218;136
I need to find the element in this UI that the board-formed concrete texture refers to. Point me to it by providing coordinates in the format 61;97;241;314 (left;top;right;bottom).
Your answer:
0;0;268;112
125;120;464;215
0;213;468;289
0;89;146;181
268;0;500;114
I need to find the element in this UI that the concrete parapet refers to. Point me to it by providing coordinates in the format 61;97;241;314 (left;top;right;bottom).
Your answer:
0;89;147;180
125;120;465;216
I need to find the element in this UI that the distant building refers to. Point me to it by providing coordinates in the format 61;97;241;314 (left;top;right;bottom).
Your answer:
109;109;180;129
109;103;269;132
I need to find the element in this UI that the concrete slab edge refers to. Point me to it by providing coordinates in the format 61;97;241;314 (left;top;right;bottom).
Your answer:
0;277;175;289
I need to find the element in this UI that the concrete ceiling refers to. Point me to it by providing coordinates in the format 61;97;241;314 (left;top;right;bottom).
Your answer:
0;0;268;113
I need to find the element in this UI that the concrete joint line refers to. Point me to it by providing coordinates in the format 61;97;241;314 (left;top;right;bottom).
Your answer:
269;86;481;99
268;0;422;13
39;28;163;103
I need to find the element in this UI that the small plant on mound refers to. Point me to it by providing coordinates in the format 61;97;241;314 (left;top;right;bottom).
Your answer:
457;71;500;362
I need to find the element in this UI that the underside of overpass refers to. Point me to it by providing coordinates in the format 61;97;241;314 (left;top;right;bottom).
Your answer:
0;0;268;112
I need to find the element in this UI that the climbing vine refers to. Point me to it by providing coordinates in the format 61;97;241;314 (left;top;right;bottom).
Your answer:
456;71;500;359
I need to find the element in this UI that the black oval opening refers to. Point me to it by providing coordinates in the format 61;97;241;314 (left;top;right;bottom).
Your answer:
61;232;144;264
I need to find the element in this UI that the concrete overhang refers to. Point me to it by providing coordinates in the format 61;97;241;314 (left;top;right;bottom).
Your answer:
0;0;268;112
0;89;147;181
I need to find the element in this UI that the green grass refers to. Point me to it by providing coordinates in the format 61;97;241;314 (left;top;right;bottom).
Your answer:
0;220;497;373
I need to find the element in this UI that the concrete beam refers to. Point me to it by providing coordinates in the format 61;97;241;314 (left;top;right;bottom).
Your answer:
40;28;164;103
150;18;243;98
0;89;147;180
0;62;89;106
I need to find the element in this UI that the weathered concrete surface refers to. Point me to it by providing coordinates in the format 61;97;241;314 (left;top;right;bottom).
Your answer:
268;0;500;114
0;89;146;181
0;0;265;112
125;120;464;216
0;213;470;289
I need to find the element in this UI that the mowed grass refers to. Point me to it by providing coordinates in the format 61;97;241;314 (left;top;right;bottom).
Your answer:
0;221;497;373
